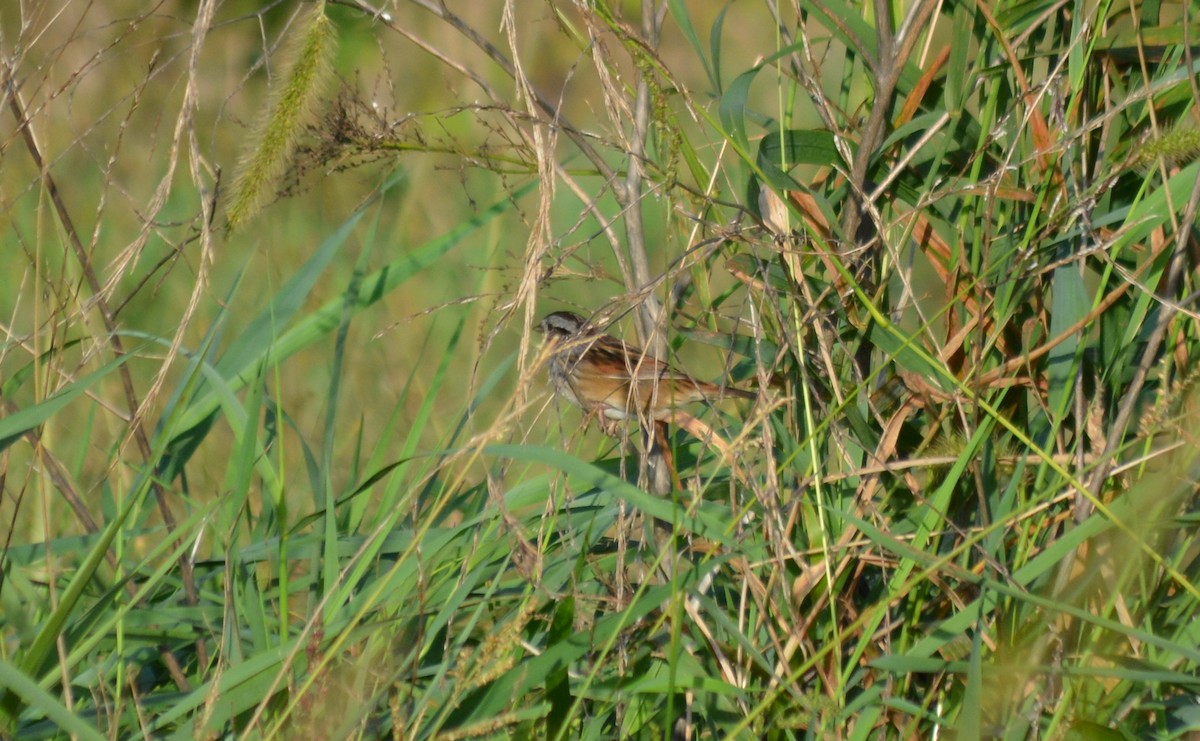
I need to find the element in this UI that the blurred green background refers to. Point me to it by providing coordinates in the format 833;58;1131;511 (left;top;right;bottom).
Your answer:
0;0;789;535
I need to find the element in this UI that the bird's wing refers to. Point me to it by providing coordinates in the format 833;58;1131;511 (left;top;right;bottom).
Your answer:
587;337;690;382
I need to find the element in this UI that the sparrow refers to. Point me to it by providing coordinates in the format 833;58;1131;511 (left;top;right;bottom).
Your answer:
538;310;754;424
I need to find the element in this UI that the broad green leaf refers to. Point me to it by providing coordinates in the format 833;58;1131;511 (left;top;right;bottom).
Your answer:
1046;263;1089;417
757;128;842;191
0;659;105;740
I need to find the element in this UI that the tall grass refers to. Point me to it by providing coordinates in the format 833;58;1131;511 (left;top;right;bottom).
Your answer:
2;0;1200;738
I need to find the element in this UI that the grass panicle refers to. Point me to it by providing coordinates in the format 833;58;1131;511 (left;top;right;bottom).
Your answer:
226;2;338;232
1131;125;1200;171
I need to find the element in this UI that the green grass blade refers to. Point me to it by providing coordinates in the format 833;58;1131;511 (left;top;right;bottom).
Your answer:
0;658;105;741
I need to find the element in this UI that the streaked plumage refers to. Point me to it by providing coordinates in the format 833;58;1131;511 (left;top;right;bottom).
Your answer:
538;311;754;421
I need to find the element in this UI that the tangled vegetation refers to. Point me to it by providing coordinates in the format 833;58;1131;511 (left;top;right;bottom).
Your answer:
3;0;1200;738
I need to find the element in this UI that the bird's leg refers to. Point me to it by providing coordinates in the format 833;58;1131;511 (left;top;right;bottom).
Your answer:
581;406;623;437
599;415;622;437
